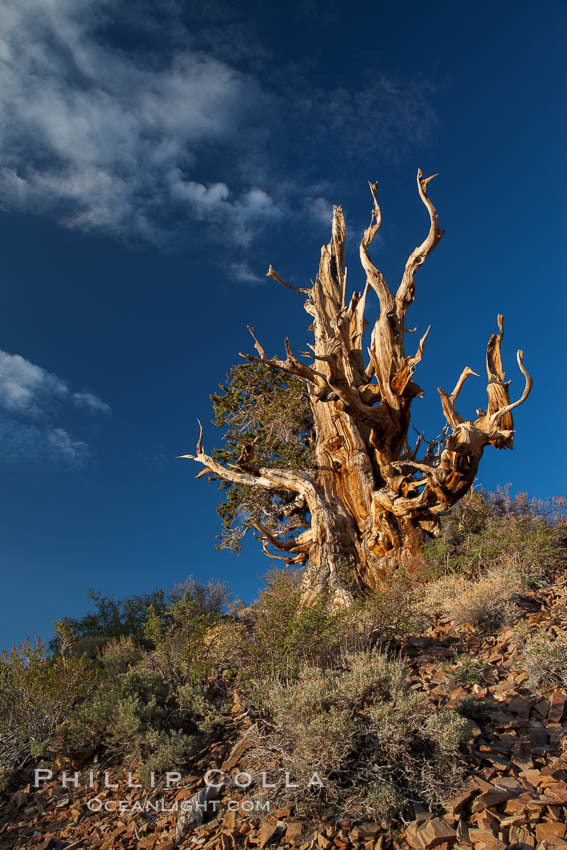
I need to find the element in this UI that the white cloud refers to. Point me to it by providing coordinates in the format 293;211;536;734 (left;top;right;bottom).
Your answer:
229;262;264;285
168;176;282;245
0;0;279;243
0;350;109;418
0;349;109;465
306;196;333;227
0;420;89;466
0;1;436;251
170;180;231;212
0;351;67;415
72;391;111;415
47;428;88;463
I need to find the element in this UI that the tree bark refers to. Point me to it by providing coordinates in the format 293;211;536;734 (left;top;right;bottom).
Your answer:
182;171;532;607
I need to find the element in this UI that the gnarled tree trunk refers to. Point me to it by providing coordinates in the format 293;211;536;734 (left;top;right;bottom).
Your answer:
183;171;532;607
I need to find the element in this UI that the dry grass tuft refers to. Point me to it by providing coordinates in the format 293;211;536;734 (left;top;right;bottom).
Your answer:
421;568;523;631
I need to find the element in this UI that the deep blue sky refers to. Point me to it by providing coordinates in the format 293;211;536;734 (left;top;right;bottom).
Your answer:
1;0;565;649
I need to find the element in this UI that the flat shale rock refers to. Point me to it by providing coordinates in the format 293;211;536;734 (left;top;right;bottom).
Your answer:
471;788;517;812
405;817;457;848
257;820;285;848
285;822;304;843
468;828;507;849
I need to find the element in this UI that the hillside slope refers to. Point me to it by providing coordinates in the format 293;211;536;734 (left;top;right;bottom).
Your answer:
2;566;567;850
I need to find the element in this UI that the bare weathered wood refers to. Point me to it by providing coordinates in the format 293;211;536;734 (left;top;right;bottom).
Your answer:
184;171;532;607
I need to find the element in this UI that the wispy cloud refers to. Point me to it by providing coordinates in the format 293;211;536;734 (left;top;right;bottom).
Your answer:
229;262;265;285
0;420;88;466
168;180;282;245
72;391;111;415
0;0;436;251
294;78;437;160
0;351;67;415
0;350;109;466
0;0;278;244
305;197;334;228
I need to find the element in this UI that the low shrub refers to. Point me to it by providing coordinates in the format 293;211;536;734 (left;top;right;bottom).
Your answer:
49;587;170;656
441;653;484;688
64;637;205;782
456;697;498;722
423;486;565;586
342;573;424;653
0;764;14;794
421;569;522;631
1;579;235;785
0;637;94;771
237;568;347;682
51;577;233;658
521;631;567;691
143;578;235;685
244;651;471;821
236;568;421;688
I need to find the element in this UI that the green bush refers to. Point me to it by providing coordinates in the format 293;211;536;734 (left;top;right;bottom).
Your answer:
239;568;346;682
0;637;94;770
50;587;169;656
423;486;566;586
245;651;471;821
144;577;235;685
64;637;203;781
441;653;484;688
2;579;234;784
235;568;422;689
51;576;232;658
345;573;424;651
61;578;234;778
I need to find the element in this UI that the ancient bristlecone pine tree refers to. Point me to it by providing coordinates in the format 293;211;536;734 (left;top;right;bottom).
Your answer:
182;171;532;607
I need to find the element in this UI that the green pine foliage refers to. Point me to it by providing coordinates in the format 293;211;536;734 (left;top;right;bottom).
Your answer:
210;362;314;552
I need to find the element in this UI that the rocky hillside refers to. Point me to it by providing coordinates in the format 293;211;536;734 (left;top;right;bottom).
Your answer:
1;491;566;850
